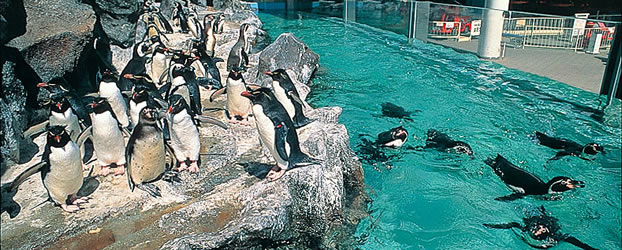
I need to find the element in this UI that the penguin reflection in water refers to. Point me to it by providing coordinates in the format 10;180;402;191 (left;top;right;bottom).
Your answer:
535;132;604;161
240;86;318;181
485;154;585;201
10;126;89;212
484;206;598;250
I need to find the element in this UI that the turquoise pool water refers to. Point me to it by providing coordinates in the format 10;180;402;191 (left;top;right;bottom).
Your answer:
258;12;622;249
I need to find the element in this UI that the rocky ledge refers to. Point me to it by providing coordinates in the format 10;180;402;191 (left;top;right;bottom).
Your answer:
1;1;368;249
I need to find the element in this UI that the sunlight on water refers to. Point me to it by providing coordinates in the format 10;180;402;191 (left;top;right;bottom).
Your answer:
259;11;621;249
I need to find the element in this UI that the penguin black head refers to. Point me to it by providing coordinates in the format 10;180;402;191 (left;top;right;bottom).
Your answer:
265;69;292;83
50;94;71;113
228;67;244;80
241;85;272;103
239;23;250;35
171;64;186;78
87;97;113;114
390;126;408;141
37;77;71;93
138;106;159;125
47;125;72;147
134;42;150;58
583;143;604;155
452;141;474;156
168;94;188;115
132;84;152;103
101;69;118;83
547;176;585;193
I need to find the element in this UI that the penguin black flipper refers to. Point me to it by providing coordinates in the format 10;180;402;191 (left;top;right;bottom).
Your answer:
485;154;547;195
549;151;573;161
274;122;290;162
136;183;161;197
561;236;599;250
209;87;226;102
483;222;523;229
126;130;136;192
156;12;174;33
425;129;453;148
293;115;314;129
241;50;249;67
9;161;47;192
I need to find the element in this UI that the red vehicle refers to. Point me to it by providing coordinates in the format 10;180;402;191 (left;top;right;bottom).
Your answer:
430;10;472;35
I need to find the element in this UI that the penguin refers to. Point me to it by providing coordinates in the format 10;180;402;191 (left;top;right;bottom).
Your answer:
118;41;150;92
484;154;585;201
214;13;225;34
37;77;91;126
424;129;473;156
86;97;126;176
224;68;251;124
180;65;204;117
191;40;224;89
172;2;189;33
99;70;130;129
226;23;250;72
167;95;201;173
10;126;88;212
241;86;317;181
376;126;408;148
48;94;81;142
126;107;175;197
150;41;170;88
535;132;604;161
167;64;192;108
129;84;153;128
187;11;202;39
380;102;416;121
484;206;598;250
265;69;314;128
202;14;217;57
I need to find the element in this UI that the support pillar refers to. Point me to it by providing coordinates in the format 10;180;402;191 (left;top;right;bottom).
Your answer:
477;0;509;59
344;0;356;23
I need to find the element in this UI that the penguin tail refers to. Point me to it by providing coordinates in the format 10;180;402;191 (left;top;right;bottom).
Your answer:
484;157;497;168
137;183;161;198
1;183;22;219
289;153;322;170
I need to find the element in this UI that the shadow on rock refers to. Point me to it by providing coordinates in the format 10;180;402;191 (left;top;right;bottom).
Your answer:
1;183;22;219
77;176;100;197
238;162;271;179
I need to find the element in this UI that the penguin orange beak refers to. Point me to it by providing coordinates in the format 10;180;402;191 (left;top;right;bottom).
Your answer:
264;71;272;75
123;74;134;79
56;103;62;109
37;82;48;88
168;106;173;113
240;91;252;97
55;135;60;143
132;92;137;99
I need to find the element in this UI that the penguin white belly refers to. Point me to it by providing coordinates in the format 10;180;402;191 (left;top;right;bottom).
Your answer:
100;82;130;128
252;105;289;169
384;139;405;148
191;60;206;78
226;80;251;117
169;110;200;161
272;81;296;120
44;142;83;205
508;185;526;193
130;100;147;128
188;19;199;38
151;53;167;85
50;109;80;142
91;112;126;166
206;32;216;55
130;132;166;184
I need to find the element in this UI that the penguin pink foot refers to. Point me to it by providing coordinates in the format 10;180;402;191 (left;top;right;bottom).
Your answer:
266;166;286;182
99;166;113;176
69;194;89;205
61;204;81;213
113;165;125;176
188;163;199;173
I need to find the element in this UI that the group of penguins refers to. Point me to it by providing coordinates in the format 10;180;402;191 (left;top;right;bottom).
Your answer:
364;103;604;249
8;0;317;216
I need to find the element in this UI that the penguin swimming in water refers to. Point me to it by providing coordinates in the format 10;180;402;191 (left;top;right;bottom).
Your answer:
99;70;130;129
11;126;88;213
86;97;126;176
241;86;317;181
226;23;250;72
484;206;598;250
376;126;408;148
167;95;201;173
423;129;473;156
126;107;177;197
223;68;251;124
265;69;314;128
485;154;585;201
380;102;417;121
535;132;604;161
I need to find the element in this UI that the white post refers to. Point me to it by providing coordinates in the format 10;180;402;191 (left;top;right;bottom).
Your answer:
477;0;510;59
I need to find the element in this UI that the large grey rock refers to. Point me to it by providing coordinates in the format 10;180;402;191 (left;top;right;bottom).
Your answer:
214;0;244;10
249;33;319;88
85;0;141;48
0;0;27;45
7;0;97;83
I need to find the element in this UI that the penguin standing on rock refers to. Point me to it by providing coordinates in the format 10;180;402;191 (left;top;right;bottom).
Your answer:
265;69;314;128
99;70;130;129
202;14;217;57
48;94;81;142
241;86;317;181
11;126;89;212
167;95;201;172
37;78;91;126
227;23;250;72
150;43;170;88
119;42;150;92
86;98;127;176
127;107;178;197
221;68;251;124
485;154;585;201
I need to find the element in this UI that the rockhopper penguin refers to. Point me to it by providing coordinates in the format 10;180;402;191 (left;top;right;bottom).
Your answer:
265;69;314;128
